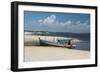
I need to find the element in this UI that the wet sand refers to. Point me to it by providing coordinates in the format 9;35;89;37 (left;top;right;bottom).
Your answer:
24;46;90;62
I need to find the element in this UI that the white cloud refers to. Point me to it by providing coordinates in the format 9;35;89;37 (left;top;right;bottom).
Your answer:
61;20;72;26
38;19;43;25
38;19;43;23
43;14;56;24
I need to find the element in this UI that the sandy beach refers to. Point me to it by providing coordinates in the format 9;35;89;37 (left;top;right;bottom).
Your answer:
24;46;90;62
24;33;90;62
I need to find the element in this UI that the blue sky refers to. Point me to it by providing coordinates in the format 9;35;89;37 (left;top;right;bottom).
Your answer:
24;11;90;33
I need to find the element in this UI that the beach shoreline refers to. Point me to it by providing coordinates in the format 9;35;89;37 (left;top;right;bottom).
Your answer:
24;33;90;62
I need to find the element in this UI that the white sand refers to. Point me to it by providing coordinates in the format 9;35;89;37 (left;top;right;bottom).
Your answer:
24;46;90;62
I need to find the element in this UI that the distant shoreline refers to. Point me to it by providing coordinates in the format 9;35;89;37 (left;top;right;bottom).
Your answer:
24;30;90;34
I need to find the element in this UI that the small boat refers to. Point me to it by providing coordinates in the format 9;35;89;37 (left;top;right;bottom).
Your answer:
39;38;76;48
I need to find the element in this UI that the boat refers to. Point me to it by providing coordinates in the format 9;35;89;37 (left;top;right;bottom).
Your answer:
39;38;76;48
